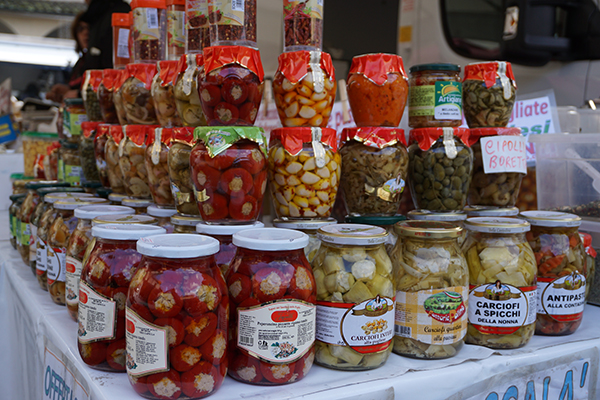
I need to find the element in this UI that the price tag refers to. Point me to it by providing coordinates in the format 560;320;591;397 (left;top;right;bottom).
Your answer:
480;135;527;174
117;28;129;58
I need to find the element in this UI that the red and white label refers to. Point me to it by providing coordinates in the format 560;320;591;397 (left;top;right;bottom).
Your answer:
36;237;47;273
29;223;37;262
126;307;169;377
78;281;116;343
65;256;83;308
480;136;527;174
47;246;66;284
537;274;586;322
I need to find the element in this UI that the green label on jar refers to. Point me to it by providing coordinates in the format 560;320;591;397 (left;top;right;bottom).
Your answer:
409;82;462;121
58;159;65;181
10;214;15;238
65;164;82;186
20;222;31;247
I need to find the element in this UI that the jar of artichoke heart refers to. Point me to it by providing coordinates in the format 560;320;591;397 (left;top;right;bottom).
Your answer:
312;224;395;370
391;221;468;359
463;217;537;349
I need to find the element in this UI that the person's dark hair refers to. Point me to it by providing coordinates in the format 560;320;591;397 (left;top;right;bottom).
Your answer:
71;11;87;54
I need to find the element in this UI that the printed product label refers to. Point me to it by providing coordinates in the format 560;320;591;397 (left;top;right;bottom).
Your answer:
66;256;83;307
395;287;467;345
47;246;67;284
317;296;395;353
126;307;169;376
167;9;185;48
187;0;209;28
65;164;82;186
78;281;116;343
469;283;537;335
68;112;87;137
238;299;316;363
283;0;323;19
537;274;586;322
20;222;31;250
409;82;462;120
209;0;244;27
117;28;130;58
29;223;37;262
133;7;161;40
36;238;47;273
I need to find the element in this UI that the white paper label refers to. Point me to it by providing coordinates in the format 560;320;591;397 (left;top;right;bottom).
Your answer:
78;281;116;343
237;299;316;363
231;0;245;12
66;256;83;308
126;307;169;376
537;274;586;319
480;135;527;174
117;28;130;58
146;8;159;29
29;223;37;262
36;238;47;272
47;246;66;283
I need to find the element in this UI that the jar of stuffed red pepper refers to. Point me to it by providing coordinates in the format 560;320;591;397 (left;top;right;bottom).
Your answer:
171;214;202;233
166;0;185;60
132;0;167;64
347;53;409;127
92;214;159;226
208;0;256;47
520;211;587;336
147;205;176;232
174;53;207;127
145;127;175;207
122;64;159;125
227;228;316;385
98;70;120;124
199;46;264;126
273;51;336;128
94;124;112;188
283;0;323;52
186;0;210;53
126;233;227;398
80;122;101;183
66;205;135;321
168;127;199;216
121;125;155;199
196;221;264;276
151;61;183;128
82;70;104;122
113;70;130;125
191;126;267;224
78;224;166;372
106;125;127;194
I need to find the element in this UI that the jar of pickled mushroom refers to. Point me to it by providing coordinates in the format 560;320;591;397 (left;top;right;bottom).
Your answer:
66;205;135;321
121;125;154;199
145;127;175;207
147;205;177;233
463;217;537;349
520;211;586;336
92;214;159;226
59;140;82;186
132;0;167;64
463;61;517;128
273;51;336;127
94;124;112;188
196;221;264;276
122;63;159;125
268;127;339;219
227;228;315;384
173;53;207;127
345;215;407;253
122;198;153;215
151;61;183;128
272;218;336;264
406;210;467;246
82;70;103;121
312;224;394;370
106;125;127;194
98;69;120;124
347;53;409;127
199;46;264;126
340;127;409;216
464;206;519;218
283;0;323;52
408;127;473;211
391;221;468;359
185;0;210;53
190;127;268;224
9;193;26;250
80;122;101;183
168;127;198;216
113;70;130;125
171;214;202;233
166;0;185;60
408;63;462;128
78;224;166;371
467;127;526;207
208;0;256;47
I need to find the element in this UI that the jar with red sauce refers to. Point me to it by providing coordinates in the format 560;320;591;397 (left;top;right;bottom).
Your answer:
145;127;176;207
227;228;316;385
168;127;199;216
199;46;264;126
147;205;177;232
126;233;228;399
105;125;127;194
98;69;120;124
94;124;112;188
152;61;183;128
347;54;409;127
190;126;267;224
273;51;336;128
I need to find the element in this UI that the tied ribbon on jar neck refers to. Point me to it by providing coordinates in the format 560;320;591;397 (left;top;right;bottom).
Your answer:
463;61;517;100
183;54;202;96
82;122;100;139
172;126;194;145
277;50;334;86
348;53;407;86
409;127;470;152
466;127;522;146
151;127;162;165
309;51;325;94
270;127;337;166
158;60;180;87
194;126;267;158
204;46;265;81
442;128;458;159
341;127;406;149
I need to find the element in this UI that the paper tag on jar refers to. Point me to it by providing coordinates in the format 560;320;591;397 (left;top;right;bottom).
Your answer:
65;256;83;308
126;307;169;376
480;135;527;174
537;274;586;320
78;281;116;343
47;246;67;283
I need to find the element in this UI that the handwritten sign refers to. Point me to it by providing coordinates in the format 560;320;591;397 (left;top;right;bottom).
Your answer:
480;135;527;174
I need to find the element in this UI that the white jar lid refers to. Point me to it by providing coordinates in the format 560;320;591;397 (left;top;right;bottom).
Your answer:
92;214;158;226
122;198;154;208
147;205;178;218
137;233;219;258
92;224;166;240
317;223;388;245
463;206;520;218
171;214;203;226
272;218;337;231
519;211;582;227
464;217;530;233
407;210;467;222
53;197;109;210
45;192;93;204
233;228;309;251
196;221;264;236
75;205;135;220
108;193;128;202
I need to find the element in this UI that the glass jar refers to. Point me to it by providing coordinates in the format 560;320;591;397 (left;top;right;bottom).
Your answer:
166;0;185;60
106;126;127;194
151;61;183;128
44;143;60;181
113;70;130;125
109;193;128;205
59;140;83;186
132;0;167;64
406;210;467;246
464;206;519;218
463;61;517;128
391;221;468;359
227;228;316;384
408;63;462;128
66;205;135;321
581;232;596;299
344;215;406;253
520;211;586;336
93;214;159;226
22;132;59;177
168;127;198;216
122;198;153;214
347;54;409;127
340;127;409;216
17;189;41;266
312;224;394;370
122;64;159;125
196;221;264;276
463;217;537;349
121;125;153;199
268;127;339;219
283;0;323;52
467;127;526;207
83;181;103;195
147;205;177;233
78;224;166;371
273;51;336;127
199;46;264;126
272;219;335;264
186;0;210;53
173;53;207;127
98;69;120;124
190;127;267;224
80;122;101;183
111;13;131;70
208;0;256;46
62;99;88;143
172;214;202;233
94;124;111;188
82;70;104;122
145;127;175;207
9;193;26;250
126;233;226;398
12;176;37;194
408;127;473;211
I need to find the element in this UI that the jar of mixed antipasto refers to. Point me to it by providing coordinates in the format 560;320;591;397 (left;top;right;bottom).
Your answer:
106;126;127;194
98;69;120;124
166;0;185;60
283;0;323;52
113;70;130;125
463;217;537;349
147;205;177;233
208;0;256;47
168;127;199;216
122;198;153;215
78;224;166;371
121;125;154;199
185;0;210;53
94;124;112;188
347;53;409;127
408;127;473;211
66;205;135;321
132;0;167;64
173;53;207;127
340;127;409;216
227;228;316;384
268;127;339;219
122;63;159;125
273;51;336;127
145;127;175;207
126;233;227;398
80;122;101;183
272;219;336;264
406;210;467;246
520;211;587;336
82;69;104;122
312;224;395;370
171;214;202;233
391;221;468;359
190;127;267;224
151;61;183;128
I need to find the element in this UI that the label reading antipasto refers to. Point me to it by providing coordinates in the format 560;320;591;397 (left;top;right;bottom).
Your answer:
537;273;586;322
